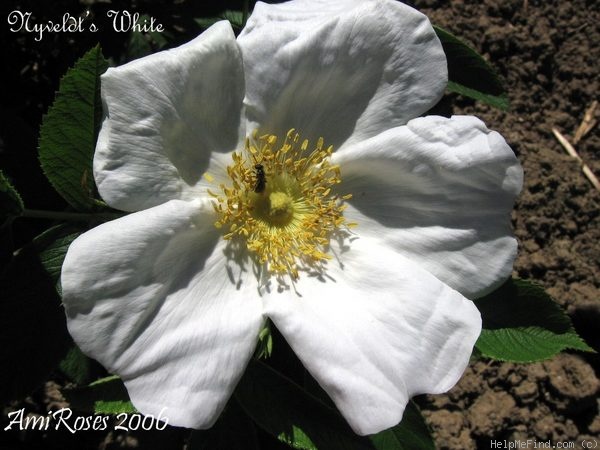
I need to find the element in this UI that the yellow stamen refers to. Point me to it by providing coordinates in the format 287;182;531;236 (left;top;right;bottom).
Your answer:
210;129;353;279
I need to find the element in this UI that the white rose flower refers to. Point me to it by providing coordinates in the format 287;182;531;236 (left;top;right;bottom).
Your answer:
61;0;522;435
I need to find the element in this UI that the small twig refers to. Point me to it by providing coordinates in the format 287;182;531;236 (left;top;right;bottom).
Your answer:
551;127;600;191
568;22;589;37
573;100;598;144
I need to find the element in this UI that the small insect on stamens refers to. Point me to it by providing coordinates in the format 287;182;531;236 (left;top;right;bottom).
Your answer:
254;163;266;193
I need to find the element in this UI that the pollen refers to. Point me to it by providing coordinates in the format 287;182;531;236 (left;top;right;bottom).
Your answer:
209;129;353;279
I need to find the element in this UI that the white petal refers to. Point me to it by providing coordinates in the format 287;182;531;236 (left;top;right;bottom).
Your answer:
238;0;446;149
61;200;264;429
334;115;523;298
95;21;245;212
264;236;481;435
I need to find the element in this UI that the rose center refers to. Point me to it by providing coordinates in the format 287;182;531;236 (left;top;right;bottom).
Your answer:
264;191;294;222
208;129;355;279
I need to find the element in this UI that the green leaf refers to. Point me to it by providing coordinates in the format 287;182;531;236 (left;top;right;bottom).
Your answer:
38;45;109;211
59;345;93;385
0;170;23;219
0;170;24;268
0;224;81;401
125;15;171;62
194;17;219;29
126;28;153;60
301;370;435;450
253;320;274;359
370;402;435;450
433;25;509;110
220;10;245;28
446;81;509;111
475;278;594;362
236;360;374;450
31;225;81;286
195;10;246;31
237;361;435;450
64;375;136;414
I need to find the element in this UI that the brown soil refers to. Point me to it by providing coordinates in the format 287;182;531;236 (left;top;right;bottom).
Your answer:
410;0;600;448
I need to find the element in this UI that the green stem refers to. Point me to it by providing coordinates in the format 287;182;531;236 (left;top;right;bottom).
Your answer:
21;209;121;222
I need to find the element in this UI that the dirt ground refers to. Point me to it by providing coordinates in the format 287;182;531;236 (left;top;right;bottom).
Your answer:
1;0;599;449
410;0;600;448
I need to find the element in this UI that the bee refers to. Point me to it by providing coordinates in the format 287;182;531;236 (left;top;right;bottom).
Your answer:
254;163;266;193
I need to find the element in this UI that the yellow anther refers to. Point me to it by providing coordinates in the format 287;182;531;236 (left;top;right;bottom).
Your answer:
208;129;354;279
